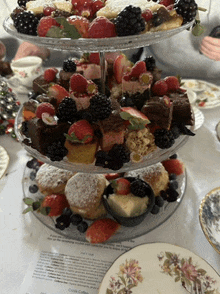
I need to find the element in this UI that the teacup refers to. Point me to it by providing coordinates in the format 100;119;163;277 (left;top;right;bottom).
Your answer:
10;56;43;88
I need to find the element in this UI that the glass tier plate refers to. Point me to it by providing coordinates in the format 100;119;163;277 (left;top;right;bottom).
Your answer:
22;159;186;243
4;16;194;52
15;105;193;173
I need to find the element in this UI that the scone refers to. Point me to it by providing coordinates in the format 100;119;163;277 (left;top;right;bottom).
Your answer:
125;162;169;196
65;173;107;220
36;163;75;195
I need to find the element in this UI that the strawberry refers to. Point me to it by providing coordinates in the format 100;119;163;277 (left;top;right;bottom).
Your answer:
159;0;174;7
151;80;168;96
85;218;120;243
66;119;94;143
41;194;70;216
43;6;56;16
120;107;150;130
113;54;133;84
37;16;59;37
162;158;185;175
72;0;94;19
198;101;206;107
104;173;121;181
142;8;153;22
67;15;90;38
128;61;147;79
91;0;104;15
112;178;131;195
70;73;88;93
89;53;100;65
36;102;55;119
88;16;116;38
47;84;70;103
43;67;58;82
164;76;180;92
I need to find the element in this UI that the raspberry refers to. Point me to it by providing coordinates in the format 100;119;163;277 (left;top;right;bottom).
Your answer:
36;102;55;119
43;6;56;16
37;16;59;37
151;80;168;96
70;73;88;93
88;16;116;38
164;76;180;92
67;15;90;38
67;119;94;143
43;68;58;82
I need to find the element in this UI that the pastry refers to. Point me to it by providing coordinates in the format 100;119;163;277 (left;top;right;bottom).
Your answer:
65;173;107;219
36;163;75;195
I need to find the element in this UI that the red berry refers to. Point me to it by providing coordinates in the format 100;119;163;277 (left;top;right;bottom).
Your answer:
43;6;56;16
88;16;116;38
68;119;94;143
67;15;90;38
36;102;55;119
151;80;168;96
47;84;70;103
164;76;180;92
91;0;104;15
142;8;153;22
159;0;174;7
162;159;184;175
104;173;121;180
42;194;70;216
43;68;58;82
129;61;147;78
89;53;100;64
37;16;59;37
72;0;94;19
70;73;88;93
112;178;131;195
86;218;120;243
198;101;205;107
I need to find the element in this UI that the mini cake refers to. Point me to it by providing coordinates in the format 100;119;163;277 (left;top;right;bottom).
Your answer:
65;173;107;220
36;163;75;195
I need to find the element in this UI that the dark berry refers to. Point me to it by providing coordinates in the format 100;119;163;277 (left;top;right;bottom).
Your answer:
63;58;77;72
120;96;135;107
13;11;39;36
155;196;164;207
171;125;181;139
144;56;156;71
95;150;110;168
77;221;88;233
115;5;145;36
166;187;179;202
151;204;160;214
57;97;78;123
29;184;38;193
154;129;175;149
169;154;178;159
46;141;68;161
17;0;30;7
108;144;130;164
160;190;168;200
169;180;178;190
130;179;149;198
26;158;38;169
62;207;73;217
89;94;112;121
21;121;29;137
105;158;124;171
30;171;36;180
174;0;198;24
55;215;71;230
169;173;177;181
70;214;83;225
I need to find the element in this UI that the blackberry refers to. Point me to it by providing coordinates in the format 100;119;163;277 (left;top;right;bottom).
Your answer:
115;5;145;36
46;141;68;161
174;0;198;24
130;179;148;198
95;150;123;170
121;91;150;111
154;129;175;149
57;97;78;123
17;0;30;7
63;58;77;72
144;56;156;71
108;144;130;164
120;96;135;108
93;79;111;98
89;94;112;121
13;11;39;36
106;158;124;171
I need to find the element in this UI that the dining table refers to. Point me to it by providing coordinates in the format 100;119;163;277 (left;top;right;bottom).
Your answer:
1;86;220;294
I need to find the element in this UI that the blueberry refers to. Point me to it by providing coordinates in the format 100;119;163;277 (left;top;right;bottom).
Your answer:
55;215;71;230
160;190;168;200
26;158;37;169
30;171;36;180
166;187;179;202
70;214;82;225
169;180;178;190
29;184;38;193
151;204;160;214
77;221;88;233
169;153;177;159
62;207;73;217
155;196;164;207
169;173;177;181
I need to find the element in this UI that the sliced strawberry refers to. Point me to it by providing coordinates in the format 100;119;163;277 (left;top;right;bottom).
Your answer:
104;173;121;181
43;68;58;82
85;218;120;243
164;76;180;92
41;194;70;217
66;119;94;143
112;178;131;195
37;16;60;37
36;102;56;119
128;61;147;79
120;107;150;130
70;73;88;93
162;158;185;175
89;53;100;65
67;15;90;38
47;84;70;103
88;16;116;38
151;80;168;96
113;54;133;84
142;8;153;22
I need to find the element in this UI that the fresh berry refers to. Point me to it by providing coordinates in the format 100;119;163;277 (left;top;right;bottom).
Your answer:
159;0;174;6
130;178;151;198
77;221;88;233
126;61;147;79
198;101;205;107
63;57;77;72
71;0;94;19
36;102;55;119
89;93;112;121
142;8;153;22
174;0;197;24
160;190;168;200
169;173;177;181
62;207;73;217
55;214;71;230
41;194;70;217
104;173;121;181
115;5;145;36
47;84;70;103
70;214;83;225
155;196;164;207
151;204;160;214
46;141;68;161
91;0;104;15
166;186;179;202
162;158;185;175
164;76;180;92
120;107;150;130
43;68;58;82
37;16;59;37
113;54;133;84
57;97;78;123
13;11;39;35
88;16;116;38
144;56;156;71
112;178;131;195
29;184;38;193
169;153;178;159
67;15;90;38
85;218;120;243
108;144;130;164
67;119;94;143
70;73;88;93
169;180;178;190
151;80;168;96
17;0;31;7
154;128;175;149
43;6;56;16
41;113;57;125
89;53;100;65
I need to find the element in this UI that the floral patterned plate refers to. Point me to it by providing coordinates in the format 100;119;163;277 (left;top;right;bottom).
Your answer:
199;187;220;255
98;243;220;294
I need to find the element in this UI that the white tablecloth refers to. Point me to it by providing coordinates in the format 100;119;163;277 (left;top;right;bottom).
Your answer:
1;101;220;293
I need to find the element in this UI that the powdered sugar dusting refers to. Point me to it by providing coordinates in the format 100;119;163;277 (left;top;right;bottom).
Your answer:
125;162;164;180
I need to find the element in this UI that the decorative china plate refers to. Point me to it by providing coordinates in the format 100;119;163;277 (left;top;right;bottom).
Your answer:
98;243;220;294
0;145;9;179
182;79;220;109
199;187;220;254
3;16;194;52
22;160;186;243
192;106;204;131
